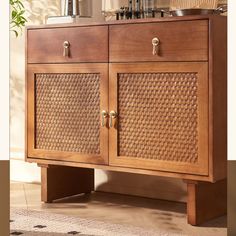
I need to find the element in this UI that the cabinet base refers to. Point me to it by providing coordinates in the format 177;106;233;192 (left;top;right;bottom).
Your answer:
40;165;94;203
186;179;227;225
39;165;226;225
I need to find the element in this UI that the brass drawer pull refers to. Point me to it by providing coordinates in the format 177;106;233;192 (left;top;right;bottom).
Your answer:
109;111;118;128
101;110;108;127
152;37;160;56
63;41;70;57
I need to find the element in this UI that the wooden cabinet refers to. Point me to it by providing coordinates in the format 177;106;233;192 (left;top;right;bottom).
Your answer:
26;15;227;225
27;64;109;164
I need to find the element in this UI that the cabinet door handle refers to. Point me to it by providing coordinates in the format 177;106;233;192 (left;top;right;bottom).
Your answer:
101;110;108;127
63;41;70;57
152;37;160;56
109;111;118;128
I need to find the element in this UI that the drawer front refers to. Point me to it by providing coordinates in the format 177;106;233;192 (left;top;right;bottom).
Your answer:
27;26;108;63
110;20;208;62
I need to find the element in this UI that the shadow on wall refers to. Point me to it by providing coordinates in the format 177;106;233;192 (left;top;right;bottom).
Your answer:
24;0;60;24
10;0;61;150
95;170;187;203
10;74;25;149
10;76;24;124
54;173;187;214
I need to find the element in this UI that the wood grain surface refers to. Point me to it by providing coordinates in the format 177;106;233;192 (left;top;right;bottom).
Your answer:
40;164;94;203
186;179;227;225
27;26;108;63
109;20;209;62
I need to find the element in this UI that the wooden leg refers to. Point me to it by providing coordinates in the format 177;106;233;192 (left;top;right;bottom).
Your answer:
40;165;94;203
185;179;227;225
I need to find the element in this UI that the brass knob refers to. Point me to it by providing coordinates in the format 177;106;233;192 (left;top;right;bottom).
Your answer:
101;110;108;127
63;41;70;57
109;111;118;128
152;37;160;56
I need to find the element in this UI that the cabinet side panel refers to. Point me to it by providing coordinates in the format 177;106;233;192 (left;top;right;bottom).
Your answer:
209;17;227;181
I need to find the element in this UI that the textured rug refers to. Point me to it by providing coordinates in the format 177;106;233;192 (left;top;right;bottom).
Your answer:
10;208;184;236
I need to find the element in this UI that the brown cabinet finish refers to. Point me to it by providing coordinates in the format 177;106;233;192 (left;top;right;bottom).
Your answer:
109;62;209;175
109;20;208;62
27;26;108;63
27;63;109;164
26;15;227;226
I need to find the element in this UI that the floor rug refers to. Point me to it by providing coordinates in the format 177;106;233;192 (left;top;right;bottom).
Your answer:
10;208;184;236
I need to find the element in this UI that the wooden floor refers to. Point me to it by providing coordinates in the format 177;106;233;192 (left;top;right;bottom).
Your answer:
10;182;227;236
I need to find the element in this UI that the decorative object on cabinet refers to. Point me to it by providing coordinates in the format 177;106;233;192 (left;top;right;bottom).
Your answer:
26;15;227;226
61;0;92;16
169;0;219;10
47;0;104;24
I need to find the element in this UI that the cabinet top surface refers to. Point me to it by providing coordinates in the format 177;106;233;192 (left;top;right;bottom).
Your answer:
26;15;226;30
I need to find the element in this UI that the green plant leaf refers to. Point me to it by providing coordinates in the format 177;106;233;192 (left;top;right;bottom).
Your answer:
12;10;17;19
10;0;27;37
21;16;27;22
17;1;24;9
12;30;18;37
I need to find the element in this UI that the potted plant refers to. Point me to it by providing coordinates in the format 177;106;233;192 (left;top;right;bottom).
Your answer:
10;0;27;37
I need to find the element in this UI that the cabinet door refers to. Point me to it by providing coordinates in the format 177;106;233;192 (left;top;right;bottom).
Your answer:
109;62;208;175
27;64;108;164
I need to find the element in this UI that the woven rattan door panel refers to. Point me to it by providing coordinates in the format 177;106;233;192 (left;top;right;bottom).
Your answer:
109;62;209;175
27;64;108;164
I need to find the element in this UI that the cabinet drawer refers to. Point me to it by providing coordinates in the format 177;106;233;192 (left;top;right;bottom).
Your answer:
27;26;108;63
110;20;208;62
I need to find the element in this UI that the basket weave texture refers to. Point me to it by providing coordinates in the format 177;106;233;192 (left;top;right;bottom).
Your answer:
35;73;101;155
117;72;199;163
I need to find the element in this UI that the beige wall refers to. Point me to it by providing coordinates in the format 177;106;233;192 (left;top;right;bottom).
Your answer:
10;0;62;181
10;0;61;150
16;0;236;202
95;170;187;202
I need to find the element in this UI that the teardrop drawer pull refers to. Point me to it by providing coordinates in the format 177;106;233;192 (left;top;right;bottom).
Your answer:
63;41;70;57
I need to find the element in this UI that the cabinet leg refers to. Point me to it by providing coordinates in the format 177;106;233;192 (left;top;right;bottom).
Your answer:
186;179;227;225
40;165;94;203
